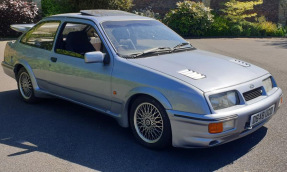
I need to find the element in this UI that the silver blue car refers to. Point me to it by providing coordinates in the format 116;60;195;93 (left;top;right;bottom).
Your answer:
2;10;283;149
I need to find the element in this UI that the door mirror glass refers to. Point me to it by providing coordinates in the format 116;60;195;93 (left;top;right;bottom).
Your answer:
84;51;105;63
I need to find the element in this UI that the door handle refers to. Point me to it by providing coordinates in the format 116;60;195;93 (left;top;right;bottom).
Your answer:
50;57;57;62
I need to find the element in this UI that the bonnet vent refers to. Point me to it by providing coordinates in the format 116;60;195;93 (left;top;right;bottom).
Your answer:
178;69;206;80
230;59;251;67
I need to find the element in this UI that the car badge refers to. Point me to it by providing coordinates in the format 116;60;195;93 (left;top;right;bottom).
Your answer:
250;84;255;89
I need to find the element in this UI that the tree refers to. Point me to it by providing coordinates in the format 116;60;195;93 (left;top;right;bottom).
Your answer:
0;0;39;37
110;0;134;11
221;0;263;23
42;0;134;17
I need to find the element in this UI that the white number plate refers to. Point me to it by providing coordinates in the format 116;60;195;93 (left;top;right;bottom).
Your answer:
250;105;275;127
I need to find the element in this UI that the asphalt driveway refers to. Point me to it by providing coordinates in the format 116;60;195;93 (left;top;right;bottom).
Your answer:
0;38;286;172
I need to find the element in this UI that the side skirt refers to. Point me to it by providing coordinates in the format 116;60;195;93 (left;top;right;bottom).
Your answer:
35;89;121;119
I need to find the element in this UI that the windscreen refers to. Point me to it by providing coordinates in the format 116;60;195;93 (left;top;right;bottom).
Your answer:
101;20;190;56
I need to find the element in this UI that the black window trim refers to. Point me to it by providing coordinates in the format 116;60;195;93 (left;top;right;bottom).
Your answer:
54;20;109;61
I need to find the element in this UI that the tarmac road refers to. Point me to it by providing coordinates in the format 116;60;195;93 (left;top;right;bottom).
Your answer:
0;38;286;172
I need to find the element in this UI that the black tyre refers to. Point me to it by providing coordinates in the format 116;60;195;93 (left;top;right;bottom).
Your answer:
129;96;172;149
17;67;38;103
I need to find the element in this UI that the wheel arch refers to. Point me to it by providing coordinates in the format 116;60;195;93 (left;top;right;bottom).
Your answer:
117;87;172;128
14;64;24;78
13;60;40;91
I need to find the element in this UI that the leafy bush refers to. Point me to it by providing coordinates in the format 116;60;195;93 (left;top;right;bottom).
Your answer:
110;0;134;11
253;16;286;37
42;0;75;17
77;0;133;11
42;0;134;17
207;0;286;37
230;24;243;36
163;1;214;37
240;21;256;36
0;0;39;37
207;15;231;36
221;0;263;23
255;21;285;37
207;16;286;37
133;7;161;20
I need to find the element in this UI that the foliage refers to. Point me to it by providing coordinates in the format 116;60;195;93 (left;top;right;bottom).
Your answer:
0;0;39;37
133;7;161;20
42;0;75;17
207;0;286;37
207;15;286;37
110;0;134;11
42;0;134;17
163;1;214;37
240;21;257;36
221;0;263;23
76;0;133;11
230;24;243;36
207;15;231;36
255;17;286;36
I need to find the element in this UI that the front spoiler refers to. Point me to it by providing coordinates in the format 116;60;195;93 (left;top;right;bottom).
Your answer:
167;88;283;148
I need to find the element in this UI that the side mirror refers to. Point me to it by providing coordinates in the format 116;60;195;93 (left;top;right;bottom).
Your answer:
84;51;105;63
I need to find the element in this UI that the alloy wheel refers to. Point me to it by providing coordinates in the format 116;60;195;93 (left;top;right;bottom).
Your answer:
134;102;164;143
18;72;33;100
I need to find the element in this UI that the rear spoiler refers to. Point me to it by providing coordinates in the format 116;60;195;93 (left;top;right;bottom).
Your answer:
10;24;35;32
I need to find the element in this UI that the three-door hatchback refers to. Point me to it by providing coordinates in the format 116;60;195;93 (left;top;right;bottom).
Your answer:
2;10;283;149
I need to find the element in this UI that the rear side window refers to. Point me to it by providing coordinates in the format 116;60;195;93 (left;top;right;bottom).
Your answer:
20;21;61;50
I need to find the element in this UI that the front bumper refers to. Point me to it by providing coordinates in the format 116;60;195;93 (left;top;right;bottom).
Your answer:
167;87;283;148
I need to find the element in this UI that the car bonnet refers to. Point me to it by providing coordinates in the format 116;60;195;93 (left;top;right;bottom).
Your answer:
127;49;269;92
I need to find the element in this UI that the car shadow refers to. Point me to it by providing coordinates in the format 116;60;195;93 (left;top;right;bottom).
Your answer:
256;39;287;49
0;90;268;171
266;41;287;49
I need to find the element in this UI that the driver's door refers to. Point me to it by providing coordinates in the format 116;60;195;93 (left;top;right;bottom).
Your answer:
43;19;113;111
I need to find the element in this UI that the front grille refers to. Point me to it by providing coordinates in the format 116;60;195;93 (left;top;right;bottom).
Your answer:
243;87;262;101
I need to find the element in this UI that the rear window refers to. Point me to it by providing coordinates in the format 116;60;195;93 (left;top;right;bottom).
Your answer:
20;21;61;50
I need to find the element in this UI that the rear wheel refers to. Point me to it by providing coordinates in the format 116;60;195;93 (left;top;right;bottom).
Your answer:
129;96;172;149
17;68;38;103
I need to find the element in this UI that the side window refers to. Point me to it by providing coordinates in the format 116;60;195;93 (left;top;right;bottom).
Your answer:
20;21;61;50
55;23;104;59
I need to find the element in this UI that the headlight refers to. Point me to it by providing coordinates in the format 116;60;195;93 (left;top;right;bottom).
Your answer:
263;77;273;93
209;91;239;110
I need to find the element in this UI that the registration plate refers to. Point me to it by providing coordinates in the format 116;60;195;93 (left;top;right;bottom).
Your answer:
250;105;275;127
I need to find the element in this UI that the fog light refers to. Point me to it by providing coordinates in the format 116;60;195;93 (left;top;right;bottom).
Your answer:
223;120;235;131
209;120;235;134
209;123;223;134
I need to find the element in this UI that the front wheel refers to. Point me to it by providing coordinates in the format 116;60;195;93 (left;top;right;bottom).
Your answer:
17;67;38;103
129;96;172;149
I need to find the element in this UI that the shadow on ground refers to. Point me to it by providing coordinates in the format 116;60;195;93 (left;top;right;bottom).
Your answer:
258;39;287;49
0;90;267;171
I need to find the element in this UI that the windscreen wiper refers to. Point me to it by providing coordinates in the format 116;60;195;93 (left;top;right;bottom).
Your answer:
123;47;172;58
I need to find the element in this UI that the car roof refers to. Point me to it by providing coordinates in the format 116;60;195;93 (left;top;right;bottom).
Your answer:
50;10;154;24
